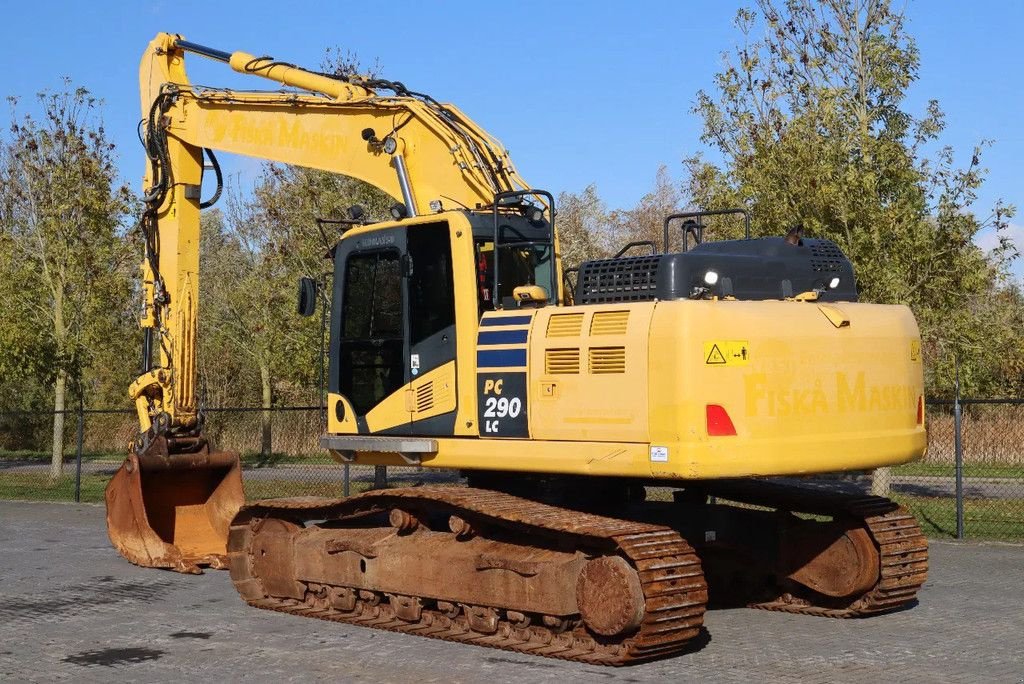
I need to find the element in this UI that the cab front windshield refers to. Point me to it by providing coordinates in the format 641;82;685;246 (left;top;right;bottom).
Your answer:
475;240;553;311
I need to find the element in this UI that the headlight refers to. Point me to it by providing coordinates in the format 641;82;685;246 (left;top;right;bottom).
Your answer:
703;270;719;286
829;277;840;289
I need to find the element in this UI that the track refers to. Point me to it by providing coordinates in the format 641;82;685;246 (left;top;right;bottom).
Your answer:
696;479;929;618
226;487;707;665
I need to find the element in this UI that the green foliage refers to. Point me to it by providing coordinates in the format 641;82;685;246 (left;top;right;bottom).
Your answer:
198;164;391;409
557;169;686;273
609;166;684;251
556;184;613;271
0;84;136;410
194;48;392;410
684;0;1019;395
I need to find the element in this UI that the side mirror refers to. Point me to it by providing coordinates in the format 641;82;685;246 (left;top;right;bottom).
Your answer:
297;276;318;317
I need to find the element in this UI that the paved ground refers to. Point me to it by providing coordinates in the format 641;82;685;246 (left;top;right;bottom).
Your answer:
0;501;1021;684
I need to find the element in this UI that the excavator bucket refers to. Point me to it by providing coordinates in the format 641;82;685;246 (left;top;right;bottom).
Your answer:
105;436;244;574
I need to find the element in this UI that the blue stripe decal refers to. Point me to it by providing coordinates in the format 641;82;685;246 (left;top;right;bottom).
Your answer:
477;349;527;368
480;315;533;327
477;329;529;346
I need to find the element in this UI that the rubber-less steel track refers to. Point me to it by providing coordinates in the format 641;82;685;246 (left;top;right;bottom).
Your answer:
227;487;707;665
699;479;929;618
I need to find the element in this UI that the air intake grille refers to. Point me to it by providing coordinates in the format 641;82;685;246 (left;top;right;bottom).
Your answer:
545;348;580;374
590;310;630;335
578;255;661;304
810;242;844;273
589;347;626;374
546;313;584;337
415;382;433;413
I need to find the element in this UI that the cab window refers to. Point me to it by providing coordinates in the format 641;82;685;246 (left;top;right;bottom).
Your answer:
475;240;553;311
340;250;403;415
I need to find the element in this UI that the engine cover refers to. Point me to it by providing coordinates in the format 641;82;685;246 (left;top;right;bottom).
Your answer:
577;237;857;304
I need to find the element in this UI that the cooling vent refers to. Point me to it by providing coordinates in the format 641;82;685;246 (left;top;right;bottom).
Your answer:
578;255;661;304
547;312;584;337
545;348;581;374
589;347;626;374
809;242;844;273
415;382;434;413
590;310;629;335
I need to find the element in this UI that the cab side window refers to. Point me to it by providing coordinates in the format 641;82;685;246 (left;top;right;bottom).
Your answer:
408;224;455;345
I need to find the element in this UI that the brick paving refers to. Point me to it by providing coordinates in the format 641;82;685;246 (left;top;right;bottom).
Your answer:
0;501;1021;683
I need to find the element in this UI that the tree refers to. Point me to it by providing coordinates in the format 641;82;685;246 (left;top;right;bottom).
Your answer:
199;165;390;456
610;166;685;252
196;209;258;409
0;85;134;478
556;184;613;272
684;0;1019;395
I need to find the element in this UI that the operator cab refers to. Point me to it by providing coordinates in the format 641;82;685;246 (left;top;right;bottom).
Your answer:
309;190;556;436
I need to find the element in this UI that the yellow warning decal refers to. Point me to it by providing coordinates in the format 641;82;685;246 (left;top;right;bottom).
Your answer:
704;340;750;366
910;340;921;362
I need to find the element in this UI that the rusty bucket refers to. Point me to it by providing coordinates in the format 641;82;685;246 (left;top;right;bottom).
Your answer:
105;436;244;574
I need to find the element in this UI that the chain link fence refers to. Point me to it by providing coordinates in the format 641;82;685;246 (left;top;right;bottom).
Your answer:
1;398;1021;541
0;405;448;504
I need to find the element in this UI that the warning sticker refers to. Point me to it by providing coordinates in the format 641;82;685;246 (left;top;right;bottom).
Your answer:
704;340;750;366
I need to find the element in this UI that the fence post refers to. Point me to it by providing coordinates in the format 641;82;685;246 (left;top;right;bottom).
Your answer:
343;463;350;497
953;357;964;540
374;465;387;489
74;400;84;503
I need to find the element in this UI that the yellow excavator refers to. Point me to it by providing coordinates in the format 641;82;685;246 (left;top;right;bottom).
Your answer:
106;33;929;665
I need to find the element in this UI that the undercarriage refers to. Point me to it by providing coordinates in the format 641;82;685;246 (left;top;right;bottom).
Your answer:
226;479;927;665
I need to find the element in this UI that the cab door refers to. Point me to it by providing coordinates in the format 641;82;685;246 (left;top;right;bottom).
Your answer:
330;222;459;436
333;228;409;428
405;223;458;434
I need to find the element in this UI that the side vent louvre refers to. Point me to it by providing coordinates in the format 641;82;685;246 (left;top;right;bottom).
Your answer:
545;348;581;374
415;382;434;413
590;310;630;335
589;347;626;374
547;313;584;337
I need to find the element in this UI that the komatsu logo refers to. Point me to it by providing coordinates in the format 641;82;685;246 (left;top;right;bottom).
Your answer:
744;371;916;417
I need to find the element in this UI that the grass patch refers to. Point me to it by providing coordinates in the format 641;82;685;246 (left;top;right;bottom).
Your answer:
0;473;109;503
0;471;374;505
0;449;124;463
0;449;334;466
4;473;1021;542
894;494;1024;541
894;462;1024;479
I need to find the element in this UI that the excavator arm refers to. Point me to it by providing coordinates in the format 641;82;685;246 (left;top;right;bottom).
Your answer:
133;32;534;435
108;33;542;573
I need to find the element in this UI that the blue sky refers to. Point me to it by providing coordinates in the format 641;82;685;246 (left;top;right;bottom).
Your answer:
1;1;1020;274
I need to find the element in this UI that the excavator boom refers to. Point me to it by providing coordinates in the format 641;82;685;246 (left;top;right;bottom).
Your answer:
107;33;547;573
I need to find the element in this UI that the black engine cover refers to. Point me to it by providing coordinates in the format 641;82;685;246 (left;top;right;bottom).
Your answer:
576;237;857;304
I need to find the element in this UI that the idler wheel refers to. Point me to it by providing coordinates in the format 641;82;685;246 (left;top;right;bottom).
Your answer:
575;555;645;637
